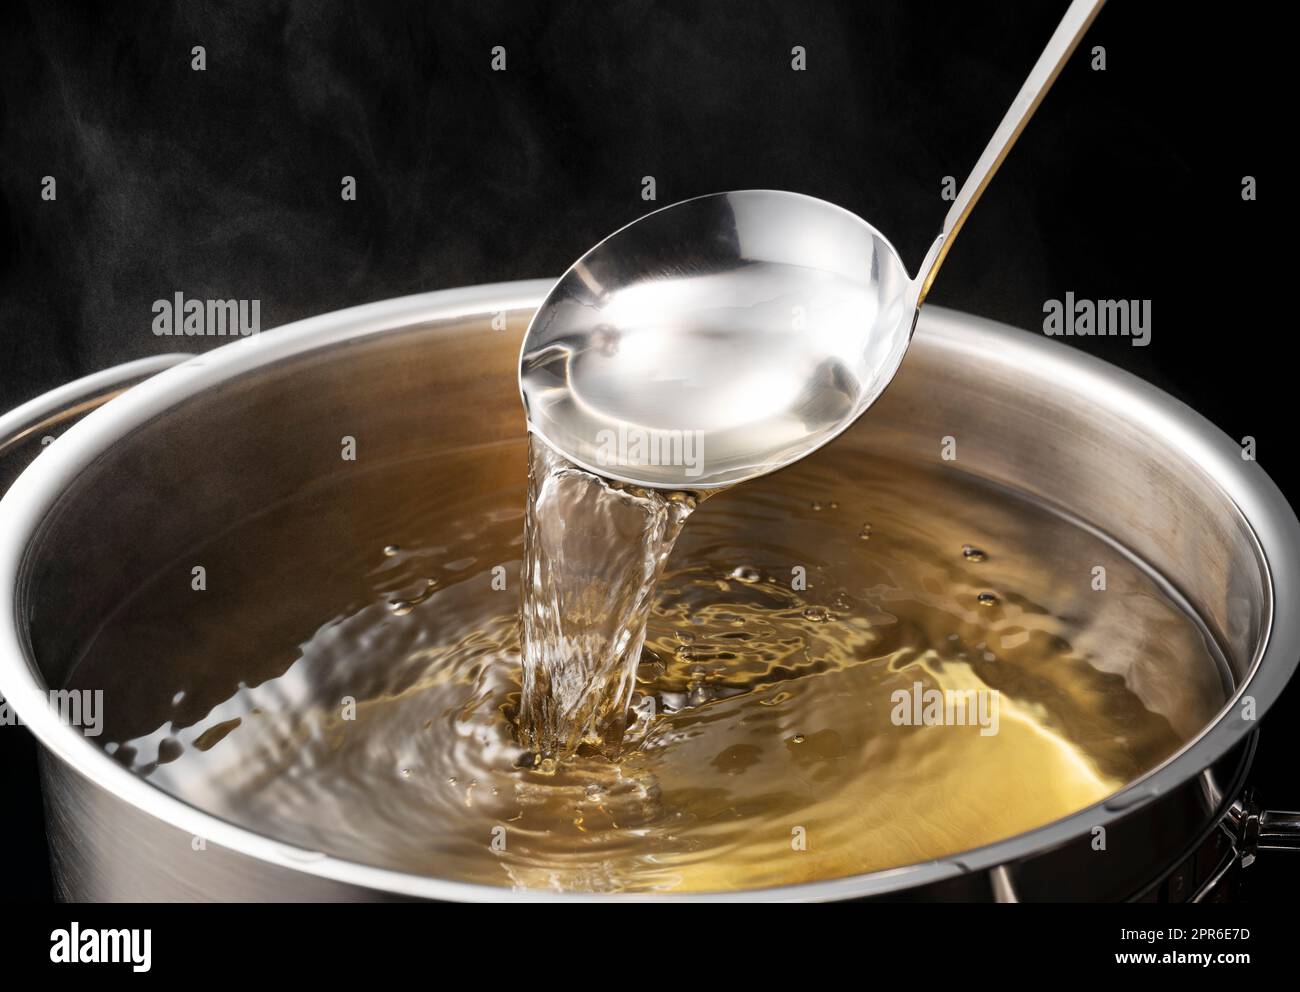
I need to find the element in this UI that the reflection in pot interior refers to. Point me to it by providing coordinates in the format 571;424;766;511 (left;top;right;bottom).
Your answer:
68;432;1228;893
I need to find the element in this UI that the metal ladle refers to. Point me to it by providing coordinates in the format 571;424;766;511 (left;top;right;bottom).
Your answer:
520;0;1105;489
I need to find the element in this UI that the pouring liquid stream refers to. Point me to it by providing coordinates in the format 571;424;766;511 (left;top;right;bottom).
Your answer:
517;436;703;762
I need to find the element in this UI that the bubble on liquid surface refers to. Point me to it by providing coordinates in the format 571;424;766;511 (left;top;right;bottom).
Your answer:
729;565;762;584
976;592;999;607
388;578;436;616
962;545;987;562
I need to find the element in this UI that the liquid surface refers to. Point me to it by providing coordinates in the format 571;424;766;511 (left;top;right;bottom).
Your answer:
69;438;1227;893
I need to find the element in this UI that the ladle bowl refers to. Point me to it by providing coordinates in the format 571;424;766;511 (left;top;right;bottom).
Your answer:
519;191;911;489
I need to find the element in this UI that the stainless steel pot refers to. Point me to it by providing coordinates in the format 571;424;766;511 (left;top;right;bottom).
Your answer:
2;279;1298;902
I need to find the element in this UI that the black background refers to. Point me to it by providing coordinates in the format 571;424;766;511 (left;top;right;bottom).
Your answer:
0;0;1291;902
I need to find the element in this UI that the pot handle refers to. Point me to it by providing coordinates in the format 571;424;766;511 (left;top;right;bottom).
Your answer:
1183;792;1300;902
0;354;191;498
1229;791;1300;862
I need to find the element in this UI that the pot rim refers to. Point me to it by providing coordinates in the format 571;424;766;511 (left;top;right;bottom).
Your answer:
2;279;1297;902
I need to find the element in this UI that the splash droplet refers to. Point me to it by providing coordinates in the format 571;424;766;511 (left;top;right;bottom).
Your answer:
687;684;714;706
387;578;436;616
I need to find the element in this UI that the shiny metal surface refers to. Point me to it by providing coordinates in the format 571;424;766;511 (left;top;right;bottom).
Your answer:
520;190;911;489
912;0;1106;308
1227;792;1300;860
2;279;1299;902
520;0;1104;490
0;354;189;495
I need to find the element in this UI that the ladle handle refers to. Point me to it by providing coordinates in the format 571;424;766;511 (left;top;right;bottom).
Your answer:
911;0;1106;312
